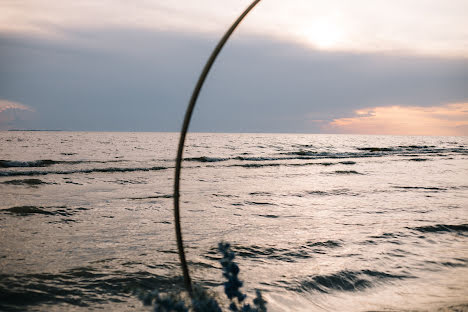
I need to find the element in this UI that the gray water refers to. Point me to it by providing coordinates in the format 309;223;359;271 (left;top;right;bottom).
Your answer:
0;132;467;311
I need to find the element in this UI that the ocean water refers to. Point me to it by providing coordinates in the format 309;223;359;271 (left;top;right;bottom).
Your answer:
0;131;467;311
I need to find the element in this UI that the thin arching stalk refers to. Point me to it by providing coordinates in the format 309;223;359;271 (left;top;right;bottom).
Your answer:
173;0;262;298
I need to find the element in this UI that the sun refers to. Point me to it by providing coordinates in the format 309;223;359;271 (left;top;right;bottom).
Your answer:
302;18;344;49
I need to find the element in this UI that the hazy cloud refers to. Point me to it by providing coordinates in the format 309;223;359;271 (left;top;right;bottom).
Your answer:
324;103;468;136
0;28;467;133
0;99;34;113
0;99;36;130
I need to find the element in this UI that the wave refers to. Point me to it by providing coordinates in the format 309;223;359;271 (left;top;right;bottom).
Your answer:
0;159;125;168
410;224;468;234
308;188;357;196
282;150;319;156
356;147;394;152
222;245;311;263
205;241;342;263
0;268;184;310
331;170;362;175
408;158;429;161
187;154;362;164
441;304;468;312
369;232;407;239
398;145;435;149
2;178;50;186
0;159;58;168
178;145;467;166
0;166;168;177
281;152;371;160
356;145;466;155
230;161;355;169
245;201;277;206
306;240;342;248
3;205;54;215
128;194;173;200
292;269;408;293
230;163;282;168
2;205;89;218
257;214;279;218
249;191;273;196
438;259;468;268
393;186;447;191
212;193;239;198
339;161;356;165
184;156;227;162
235;156;286;161
290;189;358;198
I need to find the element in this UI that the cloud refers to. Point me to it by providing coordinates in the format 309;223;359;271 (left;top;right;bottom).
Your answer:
1;0;467;57
323;103;468;136
0;28;467;133
0;99;35;113
0;100;36;129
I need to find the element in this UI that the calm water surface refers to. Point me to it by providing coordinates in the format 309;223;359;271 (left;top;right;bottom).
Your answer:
0;132;467;311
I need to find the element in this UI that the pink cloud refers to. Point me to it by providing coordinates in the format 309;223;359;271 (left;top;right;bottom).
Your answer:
322;103;468;136
0;100;36;129
0;100;34;114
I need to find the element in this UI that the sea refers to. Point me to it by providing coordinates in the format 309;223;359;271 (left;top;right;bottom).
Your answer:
0;131;467;312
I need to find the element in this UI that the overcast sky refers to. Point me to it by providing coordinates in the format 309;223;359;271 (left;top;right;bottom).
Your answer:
1;1;467;135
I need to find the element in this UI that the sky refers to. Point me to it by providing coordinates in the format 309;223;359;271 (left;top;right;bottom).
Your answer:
1;0;467;135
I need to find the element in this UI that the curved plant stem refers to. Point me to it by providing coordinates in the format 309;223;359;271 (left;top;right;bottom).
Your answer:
173;0;262;298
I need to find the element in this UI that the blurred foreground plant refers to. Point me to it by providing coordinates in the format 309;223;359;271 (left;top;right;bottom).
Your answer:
168;1;263;310
138;243;267;312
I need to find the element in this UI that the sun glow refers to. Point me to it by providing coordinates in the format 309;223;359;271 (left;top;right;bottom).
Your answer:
301;18;345;49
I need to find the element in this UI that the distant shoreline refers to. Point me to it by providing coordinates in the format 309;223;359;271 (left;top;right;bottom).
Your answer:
7;129;65;132
2;130;466;137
